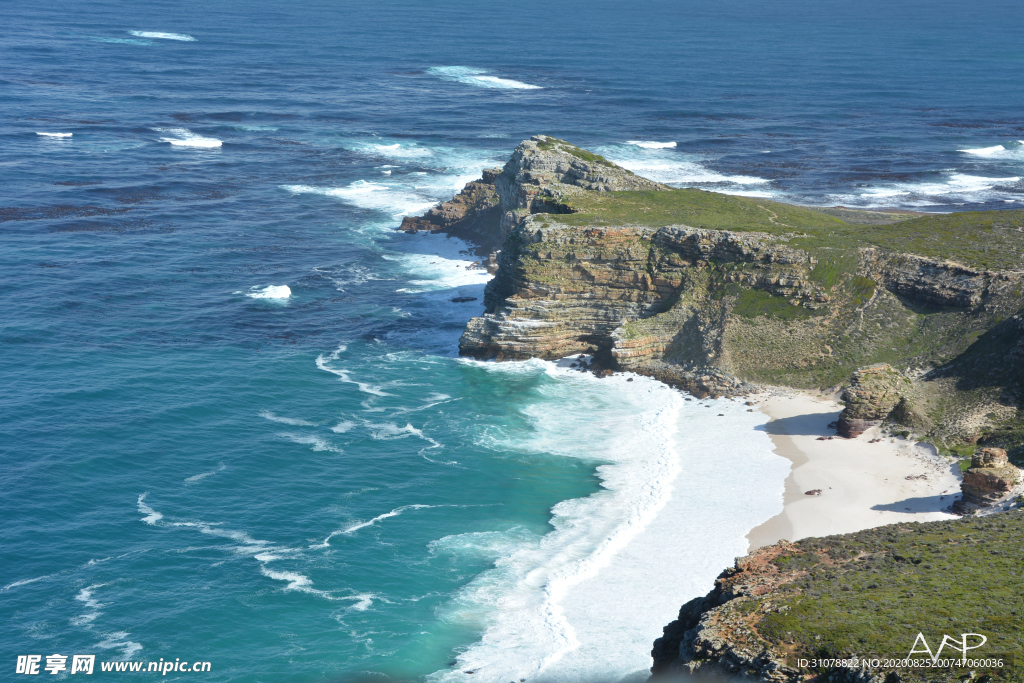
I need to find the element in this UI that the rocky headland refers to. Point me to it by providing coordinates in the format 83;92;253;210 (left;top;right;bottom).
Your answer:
401;135;1024;681
407;135;1024;441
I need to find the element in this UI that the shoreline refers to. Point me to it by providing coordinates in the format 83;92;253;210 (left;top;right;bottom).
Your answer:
746;389;960;551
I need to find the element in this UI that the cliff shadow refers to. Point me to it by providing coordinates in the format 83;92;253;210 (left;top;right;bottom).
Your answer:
871;494;956;514
756;411;840;438
935;312;1024;393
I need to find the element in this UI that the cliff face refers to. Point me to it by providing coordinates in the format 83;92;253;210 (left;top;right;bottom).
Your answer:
401;135;1024;430
458;213;1022;409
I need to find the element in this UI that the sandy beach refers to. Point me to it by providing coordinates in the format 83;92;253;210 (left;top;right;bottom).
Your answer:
747;390;961;551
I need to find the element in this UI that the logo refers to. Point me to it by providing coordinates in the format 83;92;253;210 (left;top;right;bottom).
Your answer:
908;632;987;660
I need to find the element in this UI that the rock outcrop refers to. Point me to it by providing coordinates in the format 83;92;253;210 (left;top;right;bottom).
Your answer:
651;541;803;682
399;135;668;253
954;447;1020;512
491;135;668;235
399;168;504;253
835;364;910;438
652;511;1024;682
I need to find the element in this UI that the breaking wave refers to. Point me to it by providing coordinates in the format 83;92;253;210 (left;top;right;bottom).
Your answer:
426;66;542;90
128;31;196;41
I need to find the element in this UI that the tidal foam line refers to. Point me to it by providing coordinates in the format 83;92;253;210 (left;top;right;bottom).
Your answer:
342;504;437;535
184;464;226;483
259;410;315;426
315;346;392;397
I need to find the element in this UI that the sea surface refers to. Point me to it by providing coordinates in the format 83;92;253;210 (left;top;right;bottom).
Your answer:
3;1;1023;681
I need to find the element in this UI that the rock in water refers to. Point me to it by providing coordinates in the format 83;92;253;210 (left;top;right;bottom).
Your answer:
836;364;909;438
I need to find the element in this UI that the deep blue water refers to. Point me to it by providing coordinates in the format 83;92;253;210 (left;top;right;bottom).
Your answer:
3;1;1023;681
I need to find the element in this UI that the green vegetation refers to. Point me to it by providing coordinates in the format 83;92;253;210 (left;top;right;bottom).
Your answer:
755;512;1024;681
535;136;616;167
731;288;818;320
556;188;848;234
866;210;1024;271
810;251;860;289
848;275;877;307
546;187;1024;271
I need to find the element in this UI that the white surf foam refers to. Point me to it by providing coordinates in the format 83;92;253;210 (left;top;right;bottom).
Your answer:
129;31;196;41
285;140;501;222
597;144;769;187
136;494;163;525
366;142;433;159
625;140;676;149
283;181;436;221
828;172;1021;208
342;504;437;535
2;575;53;591
36;132;72;138
155;127;222;148
387;252;492;293
246;284;291;299
961;144;1005;157
95;632;143;660
428;360;786;683
94;37;151;45
167;520;269;548
71;584;108;627
426;66;542;90
344;593;377;611
956;141;1024;166
257;562;362;603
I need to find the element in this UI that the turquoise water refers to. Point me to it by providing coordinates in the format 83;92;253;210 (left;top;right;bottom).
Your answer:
3;0;1024;680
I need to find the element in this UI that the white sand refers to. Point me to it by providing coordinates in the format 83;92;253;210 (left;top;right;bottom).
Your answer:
747;391;961;551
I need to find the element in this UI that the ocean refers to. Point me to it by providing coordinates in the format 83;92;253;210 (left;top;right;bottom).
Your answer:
2;0;1022;680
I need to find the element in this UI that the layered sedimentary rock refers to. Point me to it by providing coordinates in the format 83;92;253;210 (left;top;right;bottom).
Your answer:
650;541;803;682
835;364;910;438
955;447;1020;512
458;220;821;396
